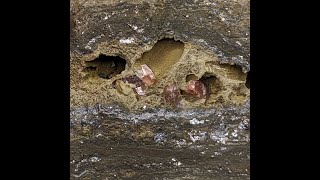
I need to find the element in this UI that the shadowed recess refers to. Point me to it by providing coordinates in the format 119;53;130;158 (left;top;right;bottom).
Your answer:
83;54;126;79
199;73;225;104
245;71;250;89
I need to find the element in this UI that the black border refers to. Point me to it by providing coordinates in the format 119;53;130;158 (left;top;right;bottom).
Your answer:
5;0;313;179
250;0;312;179
4;1;70;179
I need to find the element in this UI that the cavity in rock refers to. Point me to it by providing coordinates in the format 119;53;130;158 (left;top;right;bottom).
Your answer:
83;54;126;79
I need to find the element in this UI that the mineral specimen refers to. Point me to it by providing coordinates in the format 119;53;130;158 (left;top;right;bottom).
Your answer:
136;64;157;86
163;84;181;106
184;80;207;99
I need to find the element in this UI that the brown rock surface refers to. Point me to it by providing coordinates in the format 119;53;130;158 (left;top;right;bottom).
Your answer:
70;0;250;111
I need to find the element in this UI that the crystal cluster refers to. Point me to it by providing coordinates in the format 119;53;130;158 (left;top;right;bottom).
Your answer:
135;64;157;86
163;84;181;106
113;64;156;96
184;80;207;98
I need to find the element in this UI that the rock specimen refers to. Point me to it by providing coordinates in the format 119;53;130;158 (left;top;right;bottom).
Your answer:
70;0;250;111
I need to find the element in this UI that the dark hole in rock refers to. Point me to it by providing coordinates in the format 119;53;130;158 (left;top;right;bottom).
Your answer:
83;54;126;79
85;66;96;71
186;74;199;82
199;73;225;103
200;74;218;95
245;71;250;89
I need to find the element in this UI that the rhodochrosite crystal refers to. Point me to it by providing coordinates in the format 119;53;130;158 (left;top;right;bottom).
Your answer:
122;75;146;95
136;64;157;86
163;84;180;106
185;80;207;98
122;75;144;87
112;75;149;96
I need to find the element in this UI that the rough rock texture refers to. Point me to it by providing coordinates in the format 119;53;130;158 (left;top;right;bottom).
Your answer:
70;0;250;111
70;103;250;179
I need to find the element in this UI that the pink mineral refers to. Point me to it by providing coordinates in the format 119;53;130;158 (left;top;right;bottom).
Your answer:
122;75;144;87
135;86;146;96
185;80;207;98
163;84;181;106
136;64;157;86
122;75;147;96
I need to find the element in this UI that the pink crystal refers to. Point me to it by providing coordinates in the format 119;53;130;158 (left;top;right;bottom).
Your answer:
136;64;156;86
163;84;181;106
135;86;146;96
185;80;207;98
113;75;147;96
122;75;144;87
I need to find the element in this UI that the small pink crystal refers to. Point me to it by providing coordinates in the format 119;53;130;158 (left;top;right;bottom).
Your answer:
122;75;144;87
185;80;207;98
135;86;146;96
163;84;180;106
122;75;147;96
113;75;147;96
136;64;157;86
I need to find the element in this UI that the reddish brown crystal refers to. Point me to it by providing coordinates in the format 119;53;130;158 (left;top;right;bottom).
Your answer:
163;84;181;106
112;75;147;96
123;75;146;96
185;80;207;98
136;64;157;86
122;75;144;87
